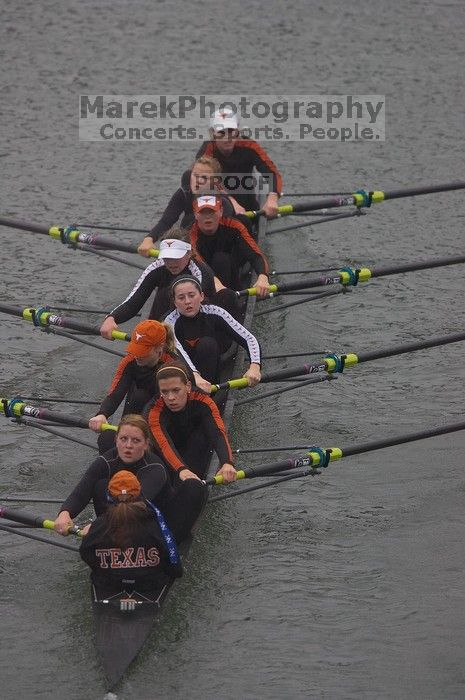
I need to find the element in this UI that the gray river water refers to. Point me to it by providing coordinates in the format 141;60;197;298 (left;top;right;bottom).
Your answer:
1;1;465;699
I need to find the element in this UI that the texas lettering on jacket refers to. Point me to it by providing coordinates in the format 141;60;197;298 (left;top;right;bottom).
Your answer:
95;547;161;568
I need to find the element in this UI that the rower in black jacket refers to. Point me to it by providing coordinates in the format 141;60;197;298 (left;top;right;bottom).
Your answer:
148;361;237;482
164;276;261;393
196;108;282;215
79;469;182;594
138;155;240;256
90;319;192;454
55;415;207;545
100;228;239;333
190;194;270;296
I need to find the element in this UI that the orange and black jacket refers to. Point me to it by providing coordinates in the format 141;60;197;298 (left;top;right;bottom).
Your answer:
148;389;234;474
196;139;282;208
98;351;185;418
190;216;269;282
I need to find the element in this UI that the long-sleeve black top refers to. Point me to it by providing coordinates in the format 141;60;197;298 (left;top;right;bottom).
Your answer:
164;304;261;371
149;169;235;240
148;389;233;474
196;139;282;208
60;450;168;518
190;216;269;281
109;257;216;324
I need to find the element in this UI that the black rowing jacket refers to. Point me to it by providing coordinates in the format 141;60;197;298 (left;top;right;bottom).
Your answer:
149;169;235;240
164;304;261;371
109;257;216;324
59;450;168;518
97;351;190;418
80;506;182;591
148;389;234;474
196;139;282;209
190;216;269;283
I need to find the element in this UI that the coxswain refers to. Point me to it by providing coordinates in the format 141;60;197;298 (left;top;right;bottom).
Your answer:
190;194;270;297
100;228;239;334
196;108;282;217
138;156;242;256
164;277;261;392
91;319;193;453
79;470;183;594
54;414;207;544
148;361;237;482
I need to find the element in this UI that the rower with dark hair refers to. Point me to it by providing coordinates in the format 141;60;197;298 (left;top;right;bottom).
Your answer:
79;470;183;594
196;108;282;217
91;319;193;454
138;155;242;257
148;361;237;483
100;227;239;336
164;276;262;393
190;194;270;297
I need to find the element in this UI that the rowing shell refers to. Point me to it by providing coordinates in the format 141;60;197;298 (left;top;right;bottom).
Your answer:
90;205;268;690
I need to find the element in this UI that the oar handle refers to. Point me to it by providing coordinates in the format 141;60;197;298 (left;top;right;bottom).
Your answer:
110;329;131;341
206;470;247;486
210;377;250;393
101;422;118;432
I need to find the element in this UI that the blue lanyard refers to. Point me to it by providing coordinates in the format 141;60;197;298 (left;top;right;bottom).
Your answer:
145;500;180;566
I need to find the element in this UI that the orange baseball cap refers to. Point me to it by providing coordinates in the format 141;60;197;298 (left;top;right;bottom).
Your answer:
125;320;167;358
108;470;141;499
193;195;222;213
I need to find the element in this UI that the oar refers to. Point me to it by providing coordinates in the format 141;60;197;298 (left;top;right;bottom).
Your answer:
0;524;80;552
207;419;465;485
0;505;82;536
245;180;465;218
0;397;117;431
0;216;159;258
238;252;465;297
210;330;465;392
0;302;130;341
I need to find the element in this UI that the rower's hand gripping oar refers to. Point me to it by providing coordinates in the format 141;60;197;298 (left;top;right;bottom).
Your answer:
207;419;465;486
0;216;159;258
0;506;82;536
0;397;117;432
0;302;129;341
210;330;465;393
244;180;465;218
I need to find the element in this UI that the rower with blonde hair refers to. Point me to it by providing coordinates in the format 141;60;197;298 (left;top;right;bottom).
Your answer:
138;155;241;256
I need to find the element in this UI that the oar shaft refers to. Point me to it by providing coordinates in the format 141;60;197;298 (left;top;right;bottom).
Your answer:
1;397;116;430
0;216;49;235
371;253;465;279
356;330;465;365
0;399;90;428
240;252;465;297
0;506;82;536
223;419;465;483
0;217;158;257
0;301;130;341
213;329;465;393
0;524;80;552
277;180;465;215
339;421;465;458
383;181;465;201
0;506;55;530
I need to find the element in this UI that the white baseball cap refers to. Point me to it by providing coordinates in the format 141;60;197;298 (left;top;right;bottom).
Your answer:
210;108;239;133
158;239;192;260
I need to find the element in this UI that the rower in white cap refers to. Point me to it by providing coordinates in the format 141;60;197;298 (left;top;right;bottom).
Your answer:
100;228;239;338
195;107;282;218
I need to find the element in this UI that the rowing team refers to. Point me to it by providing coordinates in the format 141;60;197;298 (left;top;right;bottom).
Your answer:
53;109;282;592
